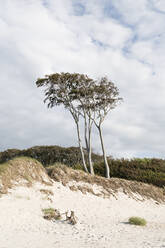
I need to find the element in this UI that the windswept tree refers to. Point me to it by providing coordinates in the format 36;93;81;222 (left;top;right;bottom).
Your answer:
36;73;95;174
70;78;95;175
88;77;123;178
36;73;122;178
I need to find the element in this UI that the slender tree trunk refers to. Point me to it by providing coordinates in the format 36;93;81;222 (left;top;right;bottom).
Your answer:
84;114;89;153
98;125;110;178
75;121;88;173
88;123;94;175
83;112;94;175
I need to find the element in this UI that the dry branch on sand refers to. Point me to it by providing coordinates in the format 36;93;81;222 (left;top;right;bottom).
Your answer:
64;210;78;225
42;208;78;225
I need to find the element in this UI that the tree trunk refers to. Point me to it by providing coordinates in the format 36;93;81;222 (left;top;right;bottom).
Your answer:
98;125;110;178
84;113;94;175
84;114;89;153
88;124;94;175
76;121;88;173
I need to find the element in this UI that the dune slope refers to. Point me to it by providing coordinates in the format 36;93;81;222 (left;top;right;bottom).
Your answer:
0;158;165;248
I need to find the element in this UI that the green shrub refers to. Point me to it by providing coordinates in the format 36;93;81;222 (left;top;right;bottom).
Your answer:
0;146;102;167
1;146;165;188
42;208;61;220
0;149;21;164
128;216;147;226
93;159;165;188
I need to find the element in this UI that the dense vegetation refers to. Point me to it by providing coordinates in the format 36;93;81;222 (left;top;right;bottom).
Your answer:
0;146;165;187
94;158;165;187
0;146;102;166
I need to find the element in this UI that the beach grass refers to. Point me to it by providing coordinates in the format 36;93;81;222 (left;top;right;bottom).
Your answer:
129;216;147;226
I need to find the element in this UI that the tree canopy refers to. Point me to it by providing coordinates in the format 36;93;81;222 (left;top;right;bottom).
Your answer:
36;72;123;178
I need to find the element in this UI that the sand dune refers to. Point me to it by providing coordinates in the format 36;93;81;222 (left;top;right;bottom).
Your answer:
0;181;165;248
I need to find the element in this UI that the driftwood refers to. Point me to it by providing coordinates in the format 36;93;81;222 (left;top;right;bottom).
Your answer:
65;210;78;225
43;208;78;225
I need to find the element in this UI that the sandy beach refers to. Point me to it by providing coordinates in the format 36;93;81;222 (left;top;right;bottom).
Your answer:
0;180;165;248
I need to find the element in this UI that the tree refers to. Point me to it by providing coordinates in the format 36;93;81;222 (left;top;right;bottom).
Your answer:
70;77;95;175
36;72;95;173
87;76;123;178
36;73;122;178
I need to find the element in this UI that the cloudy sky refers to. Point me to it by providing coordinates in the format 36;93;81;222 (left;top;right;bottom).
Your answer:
0;0;165;158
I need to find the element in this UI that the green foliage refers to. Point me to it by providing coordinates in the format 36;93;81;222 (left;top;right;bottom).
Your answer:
1;146;165;188
0;146;101;167
0;149;21;164
128;216;147;226
94;158;165;187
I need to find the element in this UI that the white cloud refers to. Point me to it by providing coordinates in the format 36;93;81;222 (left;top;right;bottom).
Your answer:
150;0;165;12
0;0;165;159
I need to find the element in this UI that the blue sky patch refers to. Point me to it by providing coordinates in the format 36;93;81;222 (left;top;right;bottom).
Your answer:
91;38;108;49
72;3;86;16
42;0;49;8
104;2;122;20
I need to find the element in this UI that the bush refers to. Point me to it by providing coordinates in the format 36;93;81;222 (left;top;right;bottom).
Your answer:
0;149;21;163
1;146;165;188
42;208;61;220
128;216;147;226
0;146;102;167
93;158;165;188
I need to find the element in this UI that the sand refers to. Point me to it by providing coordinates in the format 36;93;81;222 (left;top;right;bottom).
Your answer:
0;181;165;248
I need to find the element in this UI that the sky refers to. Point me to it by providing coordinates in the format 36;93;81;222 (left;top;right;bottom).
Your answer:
0;0;165;158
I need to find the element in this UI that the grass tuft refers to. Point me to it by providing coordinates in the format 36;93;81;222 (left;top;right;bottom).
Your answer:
128;216;147;226
42;208;61;220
